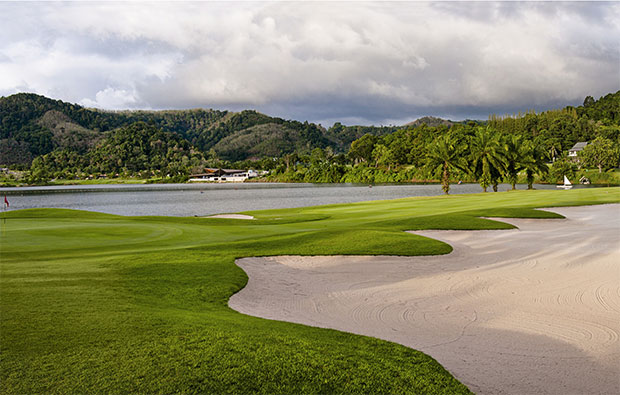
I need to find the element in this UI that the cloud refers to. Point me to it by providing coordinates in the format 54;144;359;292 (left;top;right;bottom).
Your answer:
0;1;618;124
80;87;140;110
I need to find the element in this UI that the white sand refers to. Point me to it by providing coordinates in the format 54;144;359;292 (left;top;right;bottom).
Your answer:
229;204;620;394
206;214;255;220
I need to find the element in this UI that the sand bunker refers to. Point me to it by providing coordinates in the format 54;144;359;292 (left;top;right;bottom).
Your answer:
229;204;620;394
206;214;255;220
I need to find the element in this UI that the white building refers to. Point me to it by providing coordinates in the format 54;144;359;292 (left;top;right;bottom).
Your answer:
568;142;588;160
189;168;259;182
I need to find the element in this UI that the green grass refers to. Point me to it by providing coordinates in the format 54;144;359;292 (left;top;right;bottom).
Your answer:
1;188;619;394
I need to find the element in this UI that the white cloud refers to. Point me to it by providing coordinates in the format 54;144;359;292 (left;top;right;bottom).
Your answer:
80;87;140;110
0;1;618;124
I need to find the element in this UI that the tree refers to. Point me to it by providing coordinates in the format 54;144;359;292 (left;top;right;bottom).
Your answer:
283;152;299;172
27;156;51;183
583;95;595;108
502;134;528;190
372;144;393;170
468;128;506;192
579;137;619;173
549;157;576;183
303;148;345;183
348;134;377;164
521;140;549;189
425;133;468;194
546;137;560;163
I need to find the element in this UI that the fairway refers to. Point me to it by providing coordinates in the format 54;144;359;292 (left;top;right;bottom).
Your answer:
1;188;619;394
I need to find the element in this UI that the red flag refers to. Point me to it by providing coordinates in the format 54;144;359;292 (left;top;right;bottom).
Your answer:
3;195;8;208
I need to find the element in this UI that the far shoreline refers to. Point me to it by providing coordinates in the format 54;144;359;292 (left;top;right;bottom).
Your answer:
2;177;618;189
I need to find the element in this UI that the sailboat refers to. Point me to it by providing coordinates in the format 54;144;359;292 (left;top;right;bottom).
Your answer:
557;175;573;189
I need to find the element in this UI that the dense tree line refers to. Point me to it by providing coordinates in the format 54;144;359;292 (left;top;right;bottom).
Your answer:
268;93;620;189
325;123;401;152
267;124;552;191
27;123;206;183
1;91;618;186
487;92;620;160
268;123;618;191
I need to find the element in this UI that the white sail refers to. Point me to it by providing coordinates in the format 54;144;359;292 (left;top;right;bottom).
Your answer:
563;175;572;186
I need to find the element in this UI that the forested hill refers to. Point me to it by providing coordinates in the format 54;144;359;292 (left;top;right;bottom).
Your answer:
0;93;333;164
2;93;472;166
27;122;206;183
0;93;226;165
1;91;619;172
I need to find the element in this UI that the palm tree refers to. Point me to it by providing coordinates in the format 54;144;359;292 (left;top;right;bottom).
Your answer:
502;134;528;190
469;127;506;192
425;133;467;194
522;141;549;189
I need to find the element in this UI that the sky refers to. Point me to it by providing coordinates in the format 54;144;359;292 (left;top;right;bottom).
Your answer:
1;1;618;126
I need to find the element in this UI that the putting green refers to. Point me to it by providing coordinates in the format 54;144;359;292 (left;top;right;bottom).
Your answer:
1;188;618;393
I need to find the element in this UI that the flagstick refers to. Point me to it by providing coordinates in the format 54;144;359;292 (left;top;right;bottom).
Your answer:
1;196;8;236
2;196;6;227
2;196;7;230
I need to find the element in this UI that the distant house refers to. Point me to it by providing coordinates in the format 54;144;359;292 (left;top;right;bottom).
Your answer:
189;168;259;182
568;142;588;161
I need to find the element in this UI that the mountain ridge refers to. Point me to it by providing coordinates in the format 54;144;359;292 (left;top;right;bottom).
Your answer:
2;91;618;169
1;92;445;165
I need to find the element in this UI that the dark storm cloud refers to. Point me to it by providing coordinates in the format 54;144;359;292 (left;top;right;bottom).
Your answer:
1;1;618;124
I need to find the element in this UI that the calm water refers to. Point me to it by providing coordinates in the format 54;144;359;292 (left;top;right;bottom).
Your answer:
1;182;568;217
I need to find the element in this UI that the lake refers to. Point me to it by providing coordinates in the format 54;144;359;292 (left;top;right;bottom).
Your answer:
1;182;570;217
